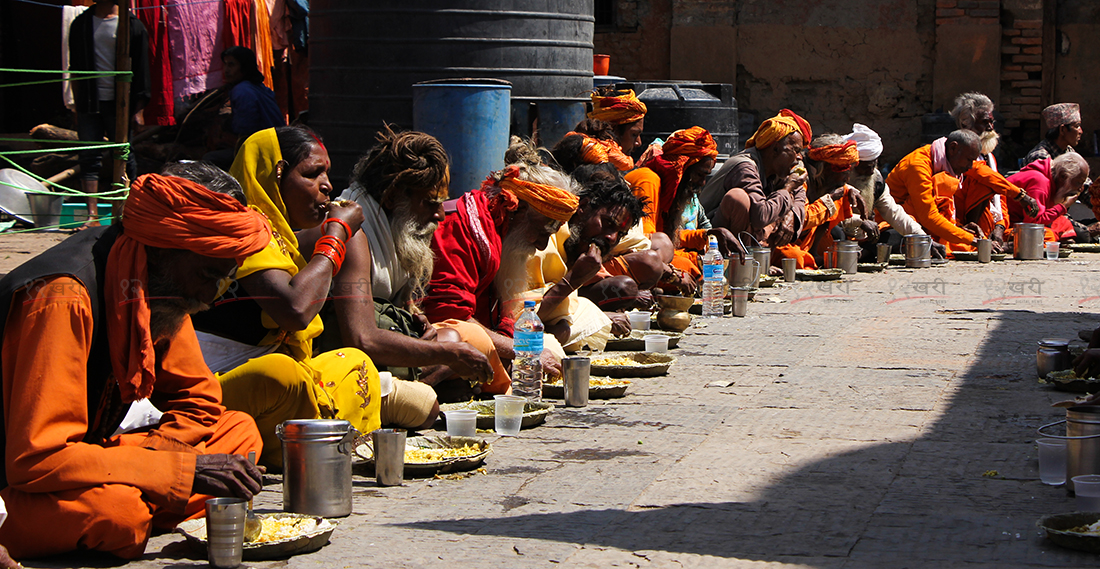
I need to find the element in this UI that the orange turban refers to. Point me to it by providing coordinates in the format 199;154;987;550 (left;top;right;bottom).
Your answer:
588;89;648;125
746;109;813;149
106;174;271;403
808;141;859;171
566;131;634;171
495;166;579;223
639;127;718;221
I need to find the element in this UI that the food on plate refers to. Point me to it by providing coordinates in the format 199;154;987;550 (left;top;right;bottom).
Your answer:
405;443;483;464
592;356;642;367
545;377;631;387
255;516;318;543
1066;520;1100;535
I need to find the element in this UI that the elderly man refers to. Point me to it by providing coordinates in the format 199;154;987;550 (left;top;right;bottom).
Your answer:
525;169;647;353
588;87;648;160
422;157;579;382
0;171;268;559
887;130;1039;251
776;136;870;268
843;124;928;259
1026;103;1083;165
336;127;505;400
1006;153;1089;242
699;110;812;252
949;92;1014;252
625;127;743;280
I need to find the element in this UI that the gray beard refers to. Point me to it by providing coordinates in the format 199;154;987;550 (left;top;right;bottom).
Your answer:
849;173;876;217
980;130;1000;156
146;261;208;342
389;201;437;301
494;228;535;306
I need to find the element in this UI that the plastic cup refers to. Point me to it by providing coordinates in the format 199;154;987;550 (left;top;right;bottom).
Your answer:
494;394;525;436
1045;241;1060;260
205;497;246;568
782;257;797;282
1074;474;1100;510
627;311;651;331
444;409;478;438
1037;438;1066;486
643;334;669;353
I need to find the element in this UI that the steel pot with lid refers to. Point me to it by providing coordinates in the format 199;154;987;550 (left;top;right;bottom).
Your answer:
1037;338;1072;380
1039;407;1100;492
836;241;860;274
1014;223;1045;260
277;419;357;517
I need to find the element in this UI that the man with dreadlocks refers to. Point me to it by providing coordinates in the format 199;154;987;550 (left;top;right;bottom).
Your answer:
337;126;504;402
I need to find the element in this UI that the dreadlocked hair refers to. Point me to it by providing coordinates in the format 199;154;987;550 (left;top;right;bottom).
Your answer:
351;124;450;202
572;164;648;229
571;118;617;141
482;137;581;196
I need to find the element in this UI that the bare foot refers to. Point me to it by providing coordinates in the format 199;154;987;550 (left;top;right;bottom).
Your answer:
0;543;22;569
73;220;102;232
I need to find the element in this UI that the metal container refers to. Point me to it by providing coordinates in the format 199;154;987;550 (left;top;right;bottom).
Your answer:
904;234;932;268
613;81;739;158
1014;223;1045;260
309;0;595;187
836;241;860;274
1037;338;1072;379
976;238;992;263
413;79;512;197
562;356;590;407
750;247;771;285
277;419;356;517
781;257;797;282
205;498;246;568
1039;407;1100;492
727;256;760;288
876;243;892;264
372;428;406;487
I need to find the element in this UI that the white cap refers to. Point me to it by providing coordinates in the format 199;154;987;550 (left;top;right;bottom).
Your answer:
844;123;883;162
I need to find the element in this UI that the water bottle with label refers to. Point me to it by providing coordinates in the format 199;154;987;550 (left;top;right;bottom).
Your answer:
512;300;544;401
701;235;725;318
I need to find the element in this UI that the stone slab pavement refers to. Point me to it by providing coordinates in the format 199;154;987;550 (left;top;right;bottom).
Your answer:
5;231;1100;568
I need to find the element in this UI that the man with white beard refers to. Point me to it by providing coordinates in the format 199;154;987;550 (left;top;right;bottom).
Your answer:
422;144;580;393
949;92;1011;251
843;124;931;260
338;127;505;403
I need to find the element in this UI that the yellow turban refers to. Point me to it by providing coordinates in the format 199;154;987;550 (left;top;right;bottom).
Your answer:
497;166;579;223
746;109;813;149
807;141;859;171
588;89;647;125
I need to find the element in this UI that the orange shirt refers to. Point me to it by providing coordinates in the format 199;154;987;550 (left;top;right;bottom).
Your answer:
625;168;709;251
886;145;975;246
1;276;224;514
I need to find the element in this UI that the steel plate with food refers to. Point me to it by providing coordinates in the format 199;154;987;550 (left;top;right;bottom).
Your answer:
438;400;554;430
857;262;887;272
354;435;490;477
1068;243;1100;253
543;376;631;399
1041;369;1100;393
176;513;336;560
1037;512;1100;553
795;268;844;281
590;352;676;378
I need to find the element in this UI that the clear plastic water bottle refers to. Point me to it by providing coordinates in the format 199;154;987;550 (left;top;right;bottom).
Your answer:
701;235;725;318
512;300;544;401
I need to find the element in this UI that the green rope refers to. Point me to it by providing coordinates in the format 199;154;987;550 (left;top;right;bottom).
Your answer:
0;214;114;234
0;69;132;89
0;155;129;200
0;142;130;157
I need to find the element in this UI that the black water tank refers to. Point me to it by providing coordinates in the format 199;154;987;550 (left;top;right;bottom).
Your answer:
310;1;595;185
614;81;739;158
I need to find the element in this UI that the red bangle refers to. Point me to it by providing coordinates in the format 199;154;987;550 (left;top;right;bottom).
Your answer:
316;235;346;258
323;217;353;240
313;236;346;275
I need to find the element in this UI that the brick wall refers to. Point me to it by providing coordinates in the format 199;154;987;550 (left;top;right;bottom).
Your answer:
998;15;1044;130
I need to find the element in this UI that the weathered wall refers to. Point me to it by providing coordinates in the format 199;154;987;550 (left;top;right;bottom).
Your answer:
1053;0;1100;156
594;0;673;80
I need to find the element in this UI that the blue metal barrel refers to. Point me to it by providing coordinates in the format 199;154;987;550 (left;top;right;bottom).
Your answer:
413;80;512;197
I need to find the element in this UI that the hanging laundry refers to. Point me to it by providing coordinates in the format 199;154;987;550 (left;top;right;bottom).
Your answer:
167;0;225;99
135;0;175;125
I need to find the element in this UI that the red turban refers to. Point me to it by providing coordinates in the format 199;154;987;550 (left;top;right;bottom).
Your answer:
106;174;271;402
639;126;718;219
746;109;813;149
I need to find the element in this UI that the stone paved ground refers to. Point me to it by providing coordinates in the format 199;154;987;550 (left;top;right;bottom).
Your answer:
8;232;1100;568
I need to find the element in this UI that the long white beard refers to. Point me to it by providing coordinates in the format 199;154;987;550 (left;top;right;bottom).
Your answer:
849;173;875;217
389;201;437;299
494;228;535;310
980;130;1000;156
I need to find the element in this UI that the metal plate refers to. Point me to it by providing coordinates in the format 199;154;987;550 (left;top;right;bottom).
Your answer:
354;435;490;477
438;400;554;430
0;169;43;224
795;268;844;281
1037;512;1100;553
176;513;336;560
542;377;630;399
590;352;676;378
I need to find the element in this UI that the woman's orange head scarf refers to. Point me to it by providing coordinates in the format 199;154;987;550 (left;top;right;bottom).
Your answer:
639;126;718;225
564;131;634;171
588;89;647;125
106;174;271;402
746;109;813;150
484;165;579;224
808;140;859;172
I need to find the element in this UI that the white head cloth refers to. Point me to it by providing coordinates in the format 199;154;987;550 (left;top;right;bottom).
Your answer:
844;123;883;162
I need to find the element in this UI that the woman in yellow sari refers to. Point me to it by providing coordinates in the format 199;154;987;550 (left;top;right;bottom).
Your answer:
193;126;434;469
